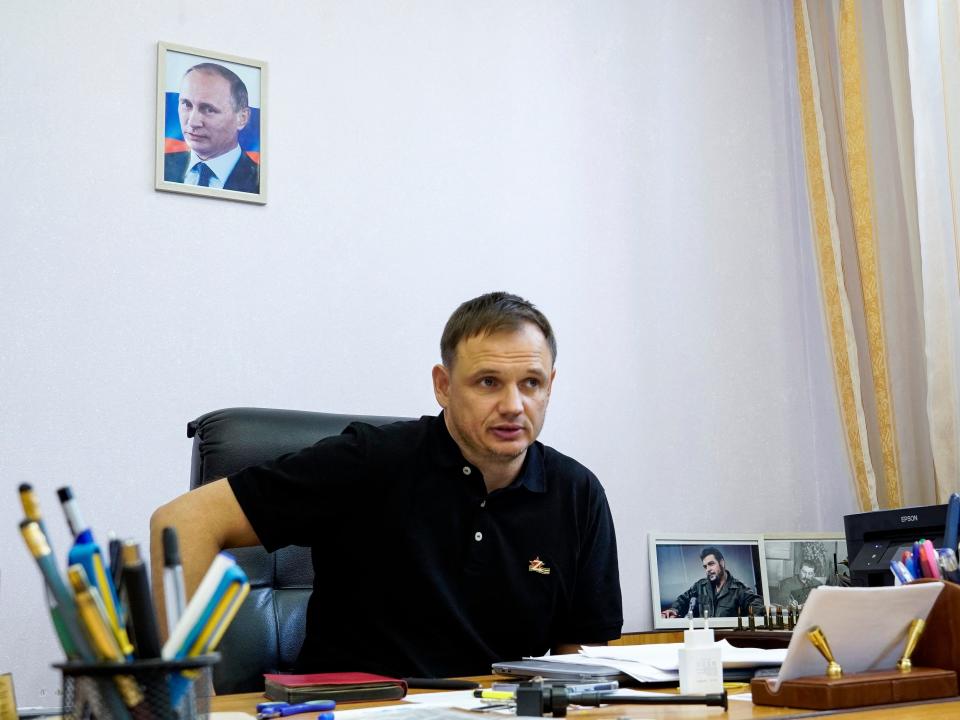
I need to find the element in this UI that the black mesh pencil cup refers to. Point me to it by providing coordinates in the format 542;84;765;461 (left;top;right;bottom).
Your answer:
55;654;219;720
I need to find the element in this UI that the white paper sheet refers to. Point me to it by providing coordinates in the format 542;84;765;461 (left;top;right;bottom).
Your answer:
402;690;489;710
578;640;786;670
524;652;678;682
335;705;480;720
771;583;943;690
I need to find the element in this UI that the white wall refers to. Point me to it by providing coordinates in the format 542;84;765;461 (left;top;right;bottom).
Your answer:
0;0;855;704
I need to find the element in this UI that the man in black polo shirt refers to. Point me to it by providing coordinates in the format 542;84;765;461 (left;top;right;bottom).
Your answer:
150;291;622;677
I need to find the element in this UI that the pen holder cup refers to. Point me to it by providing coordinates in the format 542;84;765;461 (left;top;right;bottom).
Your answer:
55;653;219;720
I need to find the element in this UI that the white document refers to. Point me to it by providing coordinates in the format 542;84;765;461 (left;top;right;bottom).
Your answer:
402;690;489;710
772;583;943;690
335;706;481;720
579;640;786;670
527;652;678;682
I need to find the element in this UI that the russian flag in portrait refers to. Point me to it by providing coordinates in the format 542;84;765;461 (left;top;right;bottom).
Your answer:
163;92;261;164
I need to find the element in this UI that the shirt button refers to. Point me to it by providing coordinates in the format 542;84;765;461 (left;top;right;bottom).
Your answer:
474;531;483;542
480;500;486;508
462;466;472;475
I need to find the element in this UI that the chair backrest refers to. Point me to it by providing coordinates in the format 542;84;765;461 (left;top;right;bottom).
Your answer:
187;406;410;693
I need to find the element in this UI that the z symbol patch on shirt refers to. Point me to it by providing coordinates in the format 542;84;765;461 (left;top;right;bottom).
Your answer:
528;557;551;575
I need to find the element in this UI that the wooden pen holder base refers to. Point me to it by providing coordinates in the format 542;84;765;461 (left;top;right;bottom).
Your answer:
750;667;958;710
752;581;960;710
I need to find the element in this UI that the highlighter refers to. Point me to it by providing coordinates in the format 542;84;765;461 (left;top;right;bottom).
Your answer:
57;486;134;658
162;552;250;660
921;540;941;580
164;552;250;705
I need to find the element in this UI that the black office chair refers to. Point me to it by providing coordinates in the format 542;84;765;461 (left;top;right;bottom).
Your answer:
187;407;409;693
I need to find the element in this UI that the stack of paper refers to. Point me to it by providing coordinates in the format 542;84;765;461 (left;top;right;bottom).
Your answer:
529;640;786;683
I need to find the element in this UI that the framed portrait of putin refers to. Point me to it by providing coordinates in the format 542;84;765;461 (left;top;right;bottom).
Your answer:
648;533;768;629
155;42;267;204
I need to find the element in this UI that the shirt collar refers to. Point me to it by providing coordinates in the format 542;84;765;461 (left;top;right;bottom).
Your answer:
429;411;546;493
188;145;242;185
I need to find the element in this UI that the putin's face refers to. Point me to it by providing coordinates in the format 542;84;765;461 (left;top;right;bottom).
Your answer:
178;70;249;161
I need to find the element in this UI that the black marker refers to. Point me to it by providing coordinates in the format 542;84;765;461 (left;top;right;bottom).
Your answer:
121;541;161;658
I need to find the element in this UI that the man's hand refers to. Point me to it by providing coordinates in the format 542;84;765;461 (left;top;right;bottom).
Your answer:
660;609;678;618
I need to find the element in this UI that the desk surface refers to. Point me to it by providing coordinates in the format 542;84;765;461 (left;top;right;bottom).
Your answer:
209;677;960;719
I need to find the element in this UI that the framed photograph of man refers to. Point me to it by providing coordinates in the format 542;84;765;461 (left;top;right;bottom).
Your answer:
155;42;267;204
649;533;767;629
762;533;848;609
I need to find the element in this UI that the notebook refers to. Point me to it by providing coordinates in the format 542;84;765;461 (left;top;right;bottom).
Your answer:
263;672;408;703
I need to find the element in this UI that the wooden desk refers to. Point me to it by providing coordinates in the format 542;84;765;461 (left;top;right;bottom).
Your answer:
209;677;960;719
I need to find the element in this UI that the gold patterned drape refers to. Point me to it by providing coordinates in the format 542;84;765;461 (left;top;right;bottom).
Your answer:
792;0;960;509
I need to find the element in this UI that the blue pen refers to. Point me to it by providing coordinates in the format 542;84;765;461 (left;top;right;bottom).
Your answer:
257;701;336;713
256;701;336;718
890;559;913;585
57;486;133;658
945;493;960;557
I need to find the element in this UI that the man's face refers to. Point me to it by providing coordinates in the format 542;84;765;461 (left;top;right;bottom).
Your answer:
703;554;725;582
432;322;555;469
800;564;815;583
178;70;249;161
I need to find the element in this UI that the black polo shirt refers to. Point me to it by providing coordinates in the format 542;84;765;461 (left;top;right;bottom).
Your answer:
228;412;622;677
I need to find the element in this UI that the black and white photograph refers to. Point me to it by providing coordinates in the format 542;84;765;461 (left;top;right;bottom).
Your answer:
763;534;849;608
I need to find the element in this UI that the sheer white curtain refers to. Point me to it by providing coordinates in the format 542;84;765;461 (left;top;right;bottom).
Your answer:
792;0;960;509
903;0;960;502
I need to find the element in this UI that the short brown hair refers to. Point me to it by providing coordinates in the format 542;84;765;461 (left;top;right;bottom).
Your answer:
440;292;557;367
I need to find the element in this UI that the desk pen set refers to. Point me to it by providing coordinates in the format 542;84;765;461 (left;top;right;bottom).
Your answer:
17;484;250;720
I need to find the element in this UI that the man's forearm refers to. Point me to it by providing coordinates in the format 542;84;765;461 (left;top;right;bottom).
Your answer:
148;477;260;641
150;502;223;641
